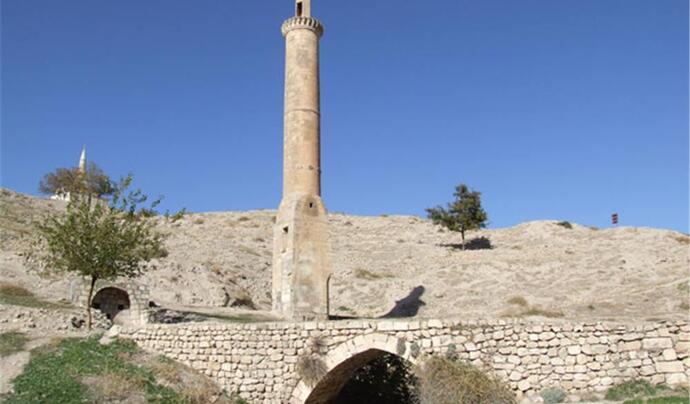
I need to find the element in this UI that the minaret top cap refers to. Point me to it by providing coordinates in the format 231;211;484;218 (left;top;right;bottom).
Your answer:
295;0;311;17
282;0;323;37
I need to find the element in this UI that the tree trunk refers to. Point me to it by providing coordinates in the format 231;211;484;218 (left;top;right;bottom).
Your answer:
86;276;97;330
460;229;465;250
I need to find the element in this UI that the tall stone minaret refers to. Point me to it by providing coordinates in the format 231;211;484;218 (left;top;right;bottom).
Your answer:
272;0;332;321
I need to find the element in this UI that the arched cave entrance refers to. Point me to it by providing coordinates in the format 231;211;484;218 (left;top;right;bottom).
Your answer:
305;349;418;404
91;287;130;321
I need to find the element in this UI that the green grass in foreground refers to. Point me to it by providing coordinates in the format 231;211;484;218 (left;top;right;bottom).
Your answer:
606;379;688;404
624;396;689;404
3;336;183;404
0;331;28;357
0;283;71;309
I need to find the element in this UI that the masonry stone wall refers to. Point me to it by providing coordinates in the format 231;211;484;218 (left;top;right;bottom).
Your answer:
72;279;149;325
123;318;690;404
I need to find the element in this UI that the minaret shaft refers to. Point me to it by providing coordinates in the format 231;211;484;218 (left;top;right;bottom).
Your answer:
272;7;331;321
283;28;321;197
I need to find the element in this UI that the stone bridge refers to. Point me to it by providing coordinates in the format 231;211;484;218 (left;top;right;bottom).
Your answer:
123;318;690;403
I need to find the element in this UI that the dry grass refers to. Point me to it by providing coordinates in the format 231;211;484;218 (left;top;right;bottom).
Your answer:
415;356;515;404
0;282;70;309
354;268;392;280
671;234;690;245
296;354;327;387
0;331;28;357
85;372;147;403
506;296;528;307
145;355;230;403
523;307;564;318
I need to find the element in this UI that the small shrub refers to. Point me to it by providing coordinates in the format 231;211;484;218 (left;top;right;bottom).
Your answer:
677;282;689;293
416;356;515;404
237;216;250;222
0;331;28;357
193;217;205;225
605;379;657;401
671;234;690;245
540;387;567;404
507;296;528;307
556;221;572;229
296;354;327;386
354;268;392;280
523;307;564;318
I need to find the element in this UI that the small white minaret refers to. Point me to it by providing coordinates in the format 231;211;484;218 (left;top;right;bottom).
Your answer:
78;146;87;174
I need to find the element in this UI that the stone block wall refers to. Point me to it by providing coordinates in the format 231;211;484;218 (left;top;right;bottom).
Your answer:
72;279;150;325
123;319;689;404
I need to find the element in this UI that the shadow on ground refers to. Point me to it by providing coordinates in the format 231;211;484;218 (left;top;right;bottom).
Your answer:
380;286;426;318
439;236;492;251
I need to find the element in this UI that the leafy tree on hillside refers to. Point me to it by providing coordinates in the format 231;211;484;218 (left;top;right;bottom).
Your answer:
39;162;114;198
426;184;488;250
33;175;170;329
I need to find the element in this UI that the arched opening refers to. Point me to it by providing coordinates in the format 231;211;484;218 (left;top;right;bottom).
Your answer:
305;349;418;404
91;287;130;321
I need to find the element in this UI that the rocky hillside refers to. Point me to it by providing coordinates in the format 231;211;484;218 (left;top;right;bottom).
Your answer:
1;188;688;321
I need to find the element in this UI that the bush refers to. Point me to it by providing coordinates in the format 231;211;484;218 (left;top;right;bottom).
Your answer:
556;221;573;229
540;387;567;404
296;354;327;387
416;356;515;404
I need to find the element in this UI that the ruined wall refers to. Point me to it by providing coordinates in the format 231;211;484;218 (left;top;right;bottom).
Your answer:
123;318;690;404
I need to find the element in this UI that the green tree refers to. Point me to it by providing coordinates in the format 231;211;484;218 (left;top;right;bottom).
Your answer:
34;175;168;329
426;184;488;250
39;162;114;198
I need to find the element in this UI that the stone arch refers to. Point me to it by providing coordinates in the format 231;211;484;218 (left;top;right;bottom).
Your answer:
91;287;130;321
71;279;150;325
291;333;418;404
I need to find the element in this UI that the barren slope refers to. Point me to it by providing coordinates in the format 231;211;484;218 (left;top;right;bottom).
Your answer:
1;188;688;321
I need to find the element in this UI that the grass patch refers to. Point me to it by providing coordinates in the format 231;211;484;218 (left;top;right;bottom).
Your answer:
0;331;28;357
605;379;663;401
671;234;690;245
522;307;564;318
506;296;528;307
677;282;689;293
624;398;690;404
4;336;184;404
186;310;271;323
0;283;70;309
354;268;392;280
337;306;354;314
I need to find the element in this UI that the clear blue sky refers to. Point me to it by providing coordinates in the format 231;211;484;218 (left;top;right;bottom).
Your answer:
2;0;688;232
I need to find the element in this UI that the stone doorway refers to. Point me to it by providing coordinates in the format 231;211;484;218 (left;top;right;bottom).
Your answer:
91;287;131;321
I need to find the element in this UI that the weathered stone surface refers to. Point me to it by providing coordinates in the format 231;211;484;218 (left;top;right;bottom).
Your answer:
123;319;690;403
